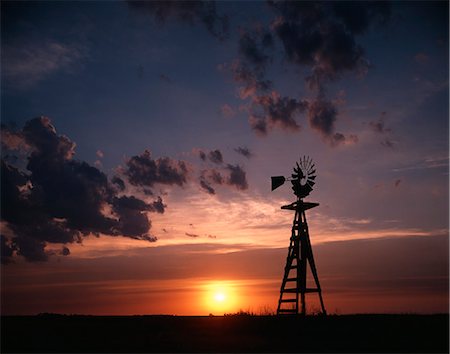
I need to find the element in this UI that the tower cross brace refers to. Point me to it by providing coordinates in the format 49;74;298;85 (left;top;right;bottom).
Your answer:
276;199;326;315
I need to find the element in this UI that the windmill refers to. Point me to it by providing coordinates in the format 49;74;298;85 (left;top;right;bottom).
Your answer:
272;156;326;315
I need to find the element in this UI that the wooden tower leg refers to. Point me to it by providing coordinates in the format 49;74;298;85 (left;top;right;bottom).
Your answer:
277;210;301;315
277;201;326;316
302;209;327;315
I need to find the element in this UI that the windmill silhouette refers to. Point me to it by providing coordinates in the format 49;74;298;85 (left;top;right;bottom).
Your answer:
271;156;326;315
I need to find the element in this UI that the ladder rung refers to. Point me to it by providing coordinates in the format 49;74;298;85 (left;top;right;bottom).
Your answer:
283;288;298;293
286;278;297;282
278;309;298;313
305;288;320;293
280;299;297;303
281;288;319;293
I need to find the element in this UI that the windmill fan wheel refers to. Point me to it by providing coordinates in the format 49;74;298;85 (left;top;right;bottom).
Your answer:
291;155;316;199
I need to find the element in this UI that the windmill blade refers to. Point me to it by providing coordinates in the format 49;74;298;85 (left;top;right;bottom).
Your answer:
308;175;316;180
306;180;315;187
306;156;313;171
309;169;316;176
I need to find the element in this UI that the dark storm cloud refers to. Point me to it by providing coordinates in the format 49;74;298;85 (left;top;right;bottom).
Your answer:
199;168;223;195
230;60;272;99
307;97;337;137
198;163;247;194
238;30;272;71
198;150;207;161
199;178;215;195
1;124;29;151
208;149;223;164
227;1;390;142
307;97;357;146
331;1;391;35
226;164;248;190
111;176;126;191
270;1;390;90
1;118;163;262
1;234;15;264
208;169;223;184
250;92;308;134
127;0;229;41
234;146;253;159
124;150;188;190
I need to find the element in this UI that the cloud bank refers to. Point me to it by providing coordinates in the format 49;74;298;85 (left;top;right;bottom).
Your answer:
0;118;181;263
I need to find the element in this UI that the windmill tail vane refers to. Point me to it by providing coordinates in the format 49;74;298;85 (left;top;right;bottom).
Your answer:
271;156;326;316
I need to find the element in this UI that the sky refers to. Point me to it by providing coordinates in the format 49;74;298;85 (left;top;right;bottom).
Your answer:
1;1;449;316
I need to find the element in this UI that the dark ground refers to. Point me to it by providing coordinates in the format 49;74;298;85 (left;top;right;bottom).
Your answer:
1;314;449;353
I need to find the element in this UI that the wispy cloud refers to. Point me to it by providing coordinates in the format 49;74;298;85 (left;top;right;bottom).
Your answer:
392;156;449;172
2;40;86;89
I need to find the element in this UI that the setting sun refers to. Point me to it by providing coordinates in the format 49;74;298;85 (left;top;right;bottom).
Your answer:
202;281;240;314
214;292;226;302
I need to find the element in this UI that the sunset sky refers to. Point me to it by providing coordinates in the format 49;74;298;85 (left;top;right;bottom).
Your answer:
1;1;448;316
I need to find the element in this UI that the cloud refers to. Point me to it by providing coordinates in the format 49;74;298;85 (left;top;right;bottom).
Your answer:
2;40;85;90
185;232;200;238
369;113;395;148
226;164;248;190
369;114;391;134
127;0;229;41
230;60;272;99
270;1;390;90
199;168;223;195
208;149;223;164
250;91;308;134
124;150;188;191
238;30;272;71
224;1;389;142
381;139;395;148
197;149;207;161
199;178;215;195
1;234;15;264
111;176;126;191
234;147;253;159
1;124;30;151
196;148;223;164
159;73;172;83
198;163;248;194
1;118;163;262
307;97;337;137
307;97;358;146
220;104;235;118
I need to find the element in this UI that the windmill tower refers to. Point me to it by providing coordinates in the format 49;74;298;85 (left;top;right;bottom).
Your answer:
271;156;326;315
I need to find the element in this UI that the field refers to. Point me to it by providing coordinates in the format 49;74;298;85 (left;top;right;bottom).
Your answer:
2;314;448;353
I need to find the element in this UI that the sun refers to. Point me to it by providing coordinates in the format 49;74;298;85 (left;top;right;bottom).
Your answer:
214;292;226;302
202;281;238;314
